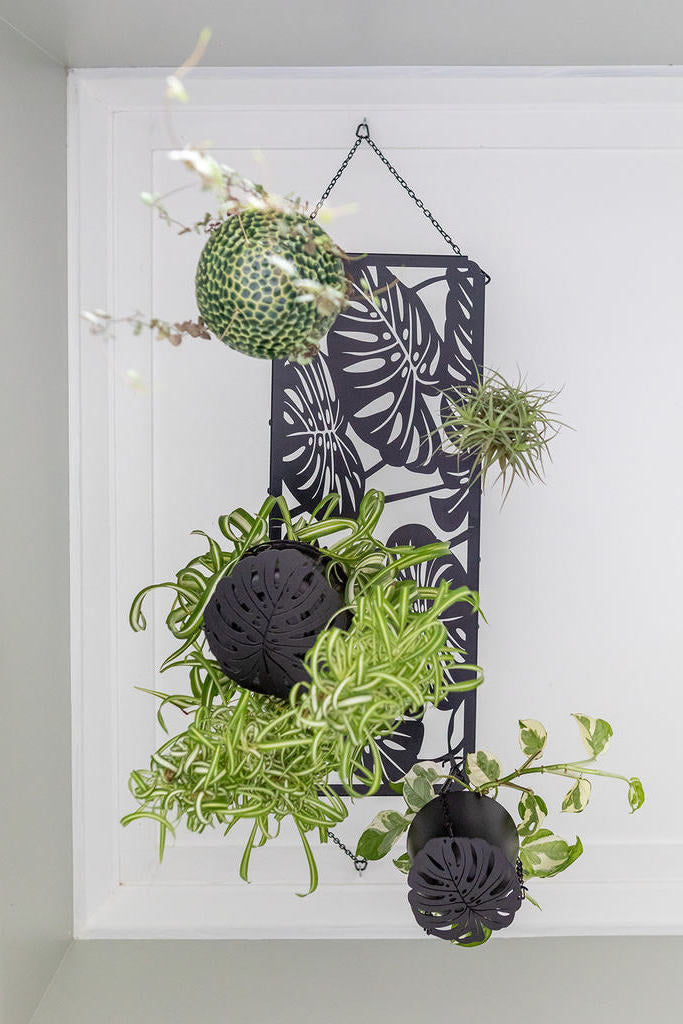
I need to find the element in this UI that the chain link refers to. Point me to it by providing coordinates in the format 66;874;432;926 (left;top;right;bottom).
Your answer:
328;830;367;873
516;859;527;901
309;136;363;221
310;120;462;256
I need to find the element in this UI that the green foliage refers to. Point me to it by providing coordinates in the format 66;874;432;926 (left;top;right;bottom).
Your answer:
122;490;481;893
466;714;644;883
440;369;563;498
355;762;443;862
518;719;547;758
517;792;548;838
519;831;584;879
357;713;644;925
465;750;501;790
572;714;613;758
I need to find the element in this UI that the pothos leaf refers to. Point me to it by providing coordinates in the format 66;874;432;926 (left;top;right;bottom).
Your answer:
517;791;548;838
628;777;645;813
402;761;442;812
393;851;411;874
518;719;547;758
561;777;592;813
520;828;584;878
453;925;493;948
356;809;411;861
572;714;613;758
466;750;501;788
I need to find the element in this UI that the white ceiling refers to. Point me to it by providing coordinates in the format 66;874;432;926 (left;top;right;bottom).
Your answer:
2;0;683;68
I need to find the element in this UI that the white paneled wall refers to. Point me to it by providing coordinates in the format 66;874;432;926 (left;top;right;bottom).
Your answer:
70;68;683;938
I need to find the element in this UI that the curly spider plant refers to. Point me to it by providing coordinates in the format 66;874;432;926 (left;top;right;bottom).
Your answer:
440;369;564;498
122;490;482;893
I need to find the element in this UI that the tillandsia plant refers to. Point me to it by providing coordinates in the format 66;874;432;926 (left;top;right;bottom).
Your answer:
439;368;564;498
83;31;349;363
122;489;482;893
356;714;644;944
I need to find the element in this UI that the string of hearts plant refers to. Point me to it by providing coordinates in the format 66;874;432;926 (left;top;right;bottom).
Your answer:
81;32;361;364
356;714;644;941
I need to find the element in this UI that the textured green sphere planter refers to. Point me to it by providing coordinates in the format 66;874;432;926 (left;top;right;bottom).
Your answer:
195;209;347;362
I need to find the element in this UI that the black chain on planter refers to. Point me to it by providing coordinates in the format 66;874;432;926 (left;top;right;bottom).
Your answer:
328;830;368;873
516;858;527;900
310;119;463;256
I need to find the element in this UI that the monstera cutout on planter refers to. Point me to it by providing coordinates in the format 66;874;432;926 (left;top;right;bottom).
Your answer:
407;791;524;944
123;489;483;891
203;540;350;699
271;254;486;790
356;716;644;944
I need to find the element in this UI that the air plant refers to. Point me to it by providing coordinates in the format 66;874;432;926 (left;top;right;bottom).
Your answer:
122;490;482;893
440;369;564;498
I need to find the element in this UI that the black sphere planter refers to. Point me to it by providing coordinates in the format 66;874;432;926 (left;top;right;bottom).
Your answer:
406;790;524;944
203;540;350;700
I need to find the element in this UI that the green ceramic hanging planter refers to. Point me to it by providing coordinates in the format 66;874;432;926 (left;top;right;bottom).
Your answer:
195;209;347;363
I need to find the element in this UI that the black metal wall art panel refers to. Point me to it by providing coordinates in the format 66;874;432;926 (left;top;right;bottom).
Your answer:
269;253;486;793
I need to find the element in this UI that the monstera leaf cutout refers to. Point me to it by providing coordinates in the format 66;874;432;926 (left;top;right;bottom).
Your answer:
437;263;486;388
280;355;365;516
388;523;469;629
203;542;350;700
408;836;523;944
431;400;479;536
360;717;425;787
327;262;442;473
387;523;476;705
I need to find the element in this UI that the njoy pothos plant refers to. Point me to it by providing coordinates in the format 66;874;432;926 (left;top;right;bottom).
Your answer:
356;714;644;937
122;489;482;893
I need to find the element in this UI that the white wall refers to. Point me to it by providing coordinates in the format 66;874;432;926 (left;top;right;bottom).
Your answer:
69;70;683;943
0;20;70;1024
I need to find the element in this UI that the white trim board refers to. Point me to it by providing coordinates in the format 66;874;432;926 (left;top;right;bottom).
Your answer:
69;68;683;939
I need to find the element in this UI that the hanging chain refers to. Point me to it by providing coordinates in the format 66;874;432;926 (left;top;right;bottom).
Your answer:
310;119;462;256
516;859;527;900
328;830;368;873
309;134;364;221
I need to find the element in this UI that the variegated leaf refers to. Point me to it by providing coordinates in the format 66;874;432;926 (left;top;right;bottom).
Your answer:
466;750;501;788
518;719;547;758
355;809;411;861
393;851;411;874
572;714;613;758
402;761;442;812
517;791;548;838
561;777;592;813
628;777;645;813
519;828;583;879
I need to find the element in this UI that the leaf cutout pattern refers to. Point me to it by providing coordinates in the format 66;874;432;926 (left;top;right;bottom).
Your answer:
437;263;486;387
408;836;523;943
270;254;487;792
280;354;365;516
203;542;350;700
361;718;426;785
327;262;442;473
388;524;477;704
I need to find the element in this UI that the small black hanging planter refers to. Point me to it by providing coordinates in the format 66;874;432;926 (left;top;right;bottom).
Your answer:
406;789;524;944
203;540;350;699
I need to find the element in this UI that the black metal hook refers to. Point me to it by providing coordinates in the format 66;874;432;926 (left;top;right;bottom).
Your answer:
355;119;370;140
